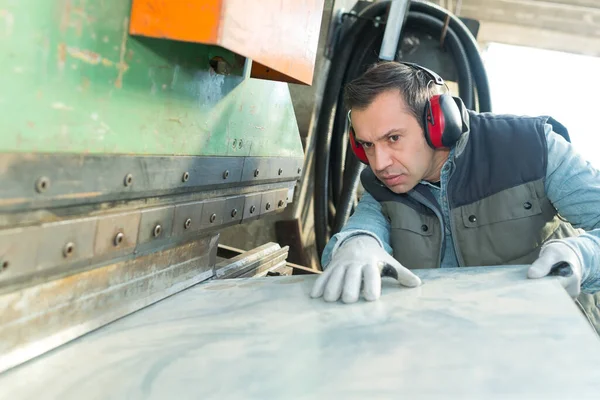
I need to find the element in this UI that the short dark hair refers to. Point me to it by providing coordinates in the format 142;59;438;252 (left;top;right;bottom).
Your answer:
343;61;440;129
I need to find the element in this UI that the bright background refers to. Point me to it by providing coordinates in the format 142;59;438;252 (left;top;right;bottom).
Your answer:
482;43;600;169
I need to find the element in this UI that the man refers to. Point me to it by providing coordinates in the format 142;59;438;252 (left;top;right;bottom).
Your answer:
310;61;600;332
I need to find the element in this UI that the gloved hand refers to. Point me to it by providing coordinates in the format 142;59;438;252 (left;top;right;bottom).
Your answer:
310;235;421;303
528;241;583;298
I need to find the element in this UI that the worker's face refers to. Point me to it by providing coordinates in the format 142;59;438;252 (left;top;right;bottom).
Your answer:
351;90;437;194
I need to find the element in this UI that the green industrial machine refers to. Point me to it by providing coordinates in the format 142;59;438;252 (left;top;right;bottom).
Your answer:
0;0;319;373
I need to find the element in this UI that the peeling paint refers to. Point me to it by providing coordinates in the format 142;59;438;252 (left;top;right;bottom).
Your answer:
52;102;73;111
0;10;14;37
114;18;130;89
60;0;72;33
57;43;67;70
56;192;102;200
66;46;103;65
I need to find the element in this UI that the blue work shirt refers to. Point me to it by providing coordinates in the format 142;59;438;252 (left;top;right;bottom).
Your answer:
321;125;600;294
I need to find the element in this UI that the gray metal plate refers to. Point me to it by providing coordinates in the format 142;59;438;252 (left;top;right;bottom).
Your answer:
94;212;141;257
242;193;262;221
36;218;97;272
240;157;303;183
3;267;600;398
1;154;302;212
200;200;225;229
137;206;175;245
0;228;41;282
223;196;245;225
172;201;204;236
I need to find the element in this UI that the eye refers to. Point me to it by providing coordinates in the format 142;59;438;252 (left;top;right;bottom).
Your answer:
389;135;400;143
362;142;374;149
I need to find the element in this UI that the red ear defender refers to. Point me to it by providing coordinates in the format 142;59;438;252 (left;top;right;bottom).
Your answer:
401;62;465;149
424;94;446;148
423;93;464;148
349;127;369;165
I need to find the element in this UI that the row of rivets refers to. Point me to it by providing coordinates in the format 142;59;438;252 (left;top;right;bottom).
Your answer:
34;167;301;193
2;188;289;277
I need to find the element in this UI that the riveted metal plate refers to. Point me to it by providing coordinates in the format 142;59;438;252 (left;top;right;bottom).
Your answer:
242;193;262;221
260;191;277;216
172;201;204;236
138;206;175;245
0;227;41;282
200;199;225;229
94;212;141;257
36;217;97;273
274;189;288;211
0;154;305;212
240;157;303;183
260;189;289;217
224;196;245;225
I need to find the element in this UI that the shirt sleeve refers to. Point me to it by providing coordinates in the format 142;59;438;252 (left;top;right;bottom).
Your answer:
544;124;600;294
320;191;393;269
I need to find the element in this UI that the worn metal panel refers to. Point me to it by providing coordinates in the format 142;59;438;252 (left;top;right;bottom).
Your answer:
242;193;262;221
223;195;245;225
200;199;225;229
0;154;299;212
259;188;289;217
0;228;41;282
0;234;219;374
2;266;600;397
93;211;141;257
35;217;97;273
240;157;303;183
0;0;304;158
172;201;204;237
137;206;175;245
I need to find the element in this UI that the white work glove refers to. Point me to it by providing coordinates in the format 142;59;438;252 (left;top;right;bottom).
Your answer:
528;241;583;298
311;235;422;303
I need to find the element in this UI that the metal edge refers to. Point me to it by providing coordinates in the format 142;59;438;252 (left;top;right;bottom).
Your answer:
0;154;304;212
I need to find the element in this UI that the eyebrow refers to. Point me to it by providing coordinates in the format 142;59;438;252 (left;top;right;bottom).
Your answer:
356;128;405;144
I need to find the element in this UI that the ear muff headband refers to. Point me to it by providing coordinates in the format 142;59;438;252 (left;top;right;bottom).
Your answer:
348;62;467;165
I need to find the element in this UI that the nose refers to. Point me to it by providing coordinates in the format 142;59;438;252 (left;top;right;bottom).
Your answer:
371;145;394;173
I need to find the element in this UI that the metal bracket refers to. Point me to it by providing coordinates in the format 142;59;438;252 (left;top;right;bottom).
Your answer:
379;0;411;61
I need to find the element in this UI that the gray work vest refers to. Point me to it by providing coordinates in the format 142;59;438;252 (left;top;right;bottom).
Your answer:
361;111;600;335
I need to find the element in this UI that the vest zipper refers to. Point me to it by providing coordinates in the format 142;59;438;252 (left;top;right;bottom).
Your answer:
446;165;466;268
407;190;445;268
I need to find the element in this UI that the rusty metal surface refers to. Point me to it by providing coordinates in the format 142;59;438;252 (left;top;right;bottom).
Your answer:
0;153;302;213
0;234;219;374
0;186;290;291
137;206;175;245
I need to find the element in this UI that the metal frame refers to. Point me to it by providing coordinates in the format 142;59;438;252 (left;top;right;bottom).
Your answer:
1;153;303;213
0;234;220;374
0;185;292;291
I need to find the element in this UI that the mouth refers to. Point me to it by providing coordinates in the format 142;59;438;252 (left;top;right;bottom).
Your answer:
381;174;406;186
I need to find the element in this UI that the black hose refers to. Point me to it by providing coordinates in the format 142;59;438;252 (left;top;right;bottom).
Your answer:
313;1;389;258
409;0;492;111
405;11;474;109
332;22;383;234
329;89;346;208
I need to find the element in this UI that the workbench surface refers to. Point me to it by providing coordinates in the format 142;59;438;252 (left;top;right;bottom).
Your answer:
2;266;599;399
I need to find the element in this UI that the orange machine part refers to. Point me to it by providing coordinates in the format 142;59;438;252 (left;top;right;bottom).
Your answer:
129;0;324;85
129;0;223;44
